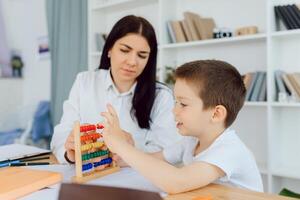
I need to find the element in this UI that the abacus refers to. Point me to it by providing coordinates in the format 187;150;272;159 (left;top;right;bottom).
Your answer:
71;121;119;183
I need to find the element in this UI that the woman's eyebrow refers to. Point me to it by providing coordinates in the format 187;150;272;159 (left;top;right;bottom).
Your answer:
119;43;150;54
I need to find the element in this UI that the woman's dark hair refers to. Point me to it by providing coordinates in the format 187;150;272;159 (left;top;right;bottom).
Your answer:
99;15;158;129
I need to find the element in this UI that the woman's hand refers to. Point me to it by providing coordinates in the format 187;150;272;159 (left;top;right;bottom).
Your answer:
64;130;75;163
101;104;131;153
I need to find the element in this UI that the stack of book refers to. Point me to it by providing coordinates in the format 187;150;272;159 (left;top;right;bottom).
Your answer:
166;11;216;43
243;71;267;102
274;70;300;102
274;4;300;30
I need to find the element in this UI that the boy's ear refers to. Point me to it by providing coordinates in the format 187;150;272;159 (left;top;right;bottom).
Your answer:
211;105;227;124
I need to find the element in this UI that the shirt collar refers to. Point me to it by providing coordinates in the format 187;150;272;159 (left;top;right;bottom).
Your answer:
104;68;137;96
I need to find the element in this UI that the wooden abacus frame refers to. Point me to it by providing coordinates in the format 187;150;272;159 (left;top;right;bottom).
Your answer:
71;121;119;183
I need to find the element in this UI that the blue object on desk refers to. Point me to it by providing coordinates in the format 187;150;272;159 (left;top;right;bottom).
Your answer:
0;129;23;145
31;101;53;142
0;160;20;168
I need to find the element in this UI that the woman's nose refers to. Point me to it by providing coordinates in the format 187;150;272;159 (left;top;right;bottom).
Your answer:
127;53;137;66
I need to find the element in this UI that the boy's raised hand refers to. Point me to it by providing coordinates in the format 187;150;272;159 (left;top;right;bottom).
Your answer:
101;104;128;153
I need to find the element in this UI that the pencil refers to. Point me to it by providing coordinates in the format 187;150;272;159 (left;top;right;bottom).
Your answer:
20;156;50;162
10;162;50;166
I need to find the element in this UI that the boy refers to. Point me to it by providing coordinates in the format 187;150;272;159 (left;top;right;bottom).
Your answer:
101;60;263;194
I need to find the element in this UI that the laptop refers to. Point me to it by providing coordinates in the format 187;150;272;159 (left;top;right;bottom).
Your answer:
58;183;163;200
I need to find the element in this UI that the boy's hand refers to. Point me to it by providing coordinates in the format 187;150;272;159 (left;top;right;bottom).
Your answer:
101;104;129;153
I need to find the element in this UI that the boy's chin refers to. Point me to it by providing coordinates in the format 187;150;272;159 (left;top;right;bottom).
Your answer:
178;129;189;136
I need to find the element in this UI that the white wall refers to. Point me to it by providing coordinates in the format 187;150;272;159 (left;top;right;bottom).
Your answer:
0;0;51;116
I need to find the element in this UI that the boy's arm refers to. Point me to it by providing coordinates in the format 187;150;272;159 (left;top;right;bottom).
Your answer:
114;141;224;194
151;151;166;161
101;104;224;194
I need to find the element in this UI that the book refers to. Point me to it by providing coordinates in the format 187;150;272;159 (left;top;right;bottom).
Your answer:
287;5;300;28
258;74;267;102
194;17;216;40
183;12;200;41
245;72;258;101
170;20;187;43
287;74;300;97
58;183;163;200
166;21;176;43
250;72;265;101
0;167;62;200
275;6;292;29
280;5;299;29
292;73;300;96
182;19;193;41
282;73;299;101
274;70;288;102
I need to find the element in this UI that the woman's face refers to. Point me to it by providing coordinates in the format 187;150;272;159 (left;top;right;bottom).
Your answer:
108;33;151;83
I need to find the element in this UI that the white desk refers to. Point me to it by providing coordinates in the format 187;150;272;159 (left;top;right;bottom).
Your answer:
20;165;165;200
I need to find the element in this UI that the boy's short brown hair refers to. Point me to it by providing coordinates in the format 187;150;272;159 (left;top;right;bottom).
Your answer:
175;60;246;127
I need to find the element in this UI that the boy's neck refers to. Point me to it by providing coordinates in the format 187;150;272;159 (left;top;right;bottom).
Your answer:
194;126;226;155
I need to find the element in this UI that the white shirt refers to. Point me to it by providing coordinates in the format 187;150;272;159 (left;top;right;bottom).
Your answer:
163;129;263;192
51;69;181;164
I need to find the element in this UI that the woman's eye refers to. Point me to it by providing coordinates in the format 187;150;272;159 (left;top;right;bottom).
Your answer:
120;49;129;53
138;54;147;59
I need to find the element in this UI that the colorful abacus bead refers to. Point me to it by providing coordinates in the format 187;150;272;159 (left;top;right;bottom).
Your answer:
80;142;104;151
80;133;102;142
80;124;96;132
93;157;112;167
82;163;93;171
81;150;109;161
96;124;104;129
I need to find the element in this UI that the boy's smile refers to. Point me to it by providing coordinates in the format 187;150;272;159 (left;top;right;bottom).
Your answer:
173;79;213;137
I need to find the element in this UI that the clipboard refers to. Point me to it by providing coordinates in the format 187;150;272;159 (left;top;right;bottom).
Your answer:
0;167;62;200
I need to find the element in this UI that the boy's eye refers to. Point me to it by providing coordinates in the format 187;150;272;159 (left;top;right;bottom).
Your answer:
180;103;187;107
175;101;187;107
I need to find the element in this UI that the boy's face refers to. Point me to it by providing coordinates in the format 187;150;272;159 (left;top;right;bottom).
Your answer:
173;79;214;137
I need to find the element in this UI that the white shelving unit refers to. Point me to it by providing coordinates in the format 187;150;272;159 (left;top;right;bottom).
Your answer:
88;0;300;194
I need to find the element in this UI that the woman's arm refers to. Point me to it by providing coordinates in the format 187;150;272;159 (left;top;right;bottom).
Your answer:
50;74;81;164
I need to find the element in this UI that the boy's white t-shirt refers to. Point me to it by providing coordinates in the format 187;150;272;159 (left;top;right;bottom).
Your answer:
163;129;263;192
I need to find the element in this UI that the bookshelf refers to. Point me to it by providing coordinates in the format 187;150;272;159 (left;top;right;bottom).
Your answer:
88;0;300;194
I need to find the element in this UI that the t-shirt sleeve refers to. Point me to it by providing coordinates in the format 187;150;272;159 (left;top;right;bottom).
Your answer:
162;139;185;165
195;141;241;181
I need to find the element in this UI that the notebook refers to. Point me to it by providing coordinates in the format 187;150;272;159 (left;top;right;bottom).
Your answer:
58;183;163;200
0;167;62;200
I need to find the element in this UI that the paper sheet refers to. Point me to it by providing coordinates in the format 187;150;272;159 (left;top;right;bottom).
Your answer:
0;144;49;161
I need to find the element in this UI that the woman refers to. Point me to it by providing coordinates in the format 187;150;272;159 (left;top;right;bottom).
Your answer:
51;15;180;164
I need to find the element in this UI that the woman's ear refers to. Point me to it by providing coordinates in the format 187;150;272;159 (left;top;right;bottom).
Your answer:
108;50;111;58
211;105;227;125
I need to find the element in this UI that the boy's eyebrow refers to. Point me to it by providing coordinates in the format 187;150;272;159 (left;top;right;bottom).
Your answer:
119;43;150;54
176;96;192;101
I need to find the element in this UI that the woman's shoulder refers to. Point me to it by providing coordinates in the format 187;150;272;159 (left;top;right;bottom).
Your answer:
154;82;174;103
155;82;173;95
75;69;108;83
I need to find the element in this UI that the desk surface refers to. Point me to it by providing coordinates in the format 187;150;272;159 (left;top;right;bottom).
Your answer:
0;144;293;200
165;184;294;200
44;154;294;200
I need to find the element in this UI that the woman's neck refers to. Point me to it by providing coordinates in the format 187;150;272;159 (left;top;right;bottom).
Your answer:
115;80;135;93
110;70;136;93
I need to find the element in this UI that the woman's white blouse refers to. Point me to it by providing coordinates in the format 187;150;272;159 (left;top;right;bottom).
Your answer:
51;69;181;163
